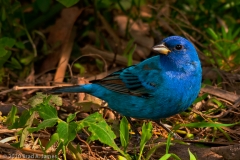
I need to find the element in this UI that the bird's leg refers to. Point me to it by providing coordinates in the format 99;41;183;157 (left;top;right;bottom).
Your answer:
126;117;141;141
155;120;182;139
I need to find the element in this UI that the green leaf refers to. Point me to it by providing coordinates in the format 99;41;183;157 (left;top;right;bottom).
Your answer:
0;47;11;68
28;118;58;132
56;141;64;155
206;28;218;40
159;153;172;160
79;113;117;146
0;37;16;48
115;0;132;11
28;92;47;107
166;132;174;154
123;39;134;57
139;122;153;160
183;122;237;128
20;55;34;65
127;44;136;66
0;46;7;57
1;6;6;21
193;93;208;104
169;153;181;160
73;63;85;75
45;133;59;150
15;41;25;49
57;0;79;7
49;94;62;106
146;143;165;160
221;27;227;39
36;0;51;12
140;122;152;150
19;112;36;148
67;112;78;123
9;110;32;129
188;148;197;160
29;94;60;120
36;103;58;120
5;105;18;126
78;113;130;159
159;153;181;160
118;155;127;160
10;57;22;69
120;117;129;150
57;121;77;145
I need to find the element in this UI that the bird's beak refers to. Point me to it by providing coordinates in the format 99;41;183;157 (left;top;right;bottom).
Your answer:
152;43;171;55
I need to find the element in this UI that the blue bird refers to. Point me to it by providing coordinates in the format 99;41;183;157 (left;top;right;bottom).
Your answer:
49;36;202;120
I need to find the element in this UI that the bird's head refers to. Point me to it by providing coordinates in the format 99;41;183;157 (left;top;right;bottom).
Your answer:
152;36;201;72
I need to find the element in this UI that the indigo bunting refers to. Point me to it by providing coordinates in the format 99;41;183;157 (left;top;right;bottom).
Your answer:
49;36;202;120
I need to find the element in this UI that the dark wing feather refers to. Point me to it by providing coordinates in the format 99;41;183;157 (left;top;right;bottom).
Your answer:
90;66;153;98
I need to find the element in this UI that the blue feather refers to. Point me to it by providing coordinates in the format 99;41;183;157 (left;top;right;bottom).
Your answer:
49;36;202;120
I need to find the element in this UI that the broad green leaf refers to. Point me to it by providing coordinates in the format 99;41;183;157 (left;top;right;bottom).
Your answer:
34;103;58;120
29;93;62;108
188;148;197;160
0;47;11;68
0;37;16;48
159;153;171;160
20;127;30;148
36;0;51;12
57;121;77;145
49;94;62;106
20;55;34;65
15;41;25;49
159;153;181;160
140;122;153;151
67;112;78;123
116;0;132;10
67;122;78;142
80;114;117;147
78;113;130;159
0;46;7;57
28;92;48;107
57;0;79;7
45;133;59;150
118;155;127;160
169;153;181;160
139;122;153;160
28;118;58;132
5;105;17;125
8;110;32;129
10;57;22;69
19;112;36;148
57;121;68;144
120;116;129;150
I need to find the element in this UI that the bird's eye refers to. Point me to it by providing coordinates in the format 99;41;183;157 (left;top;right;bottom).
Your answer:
175;45;183;50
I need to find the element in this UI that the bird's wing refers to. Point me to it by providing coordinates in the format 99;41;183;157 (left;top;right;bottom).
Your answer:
90;66;153;98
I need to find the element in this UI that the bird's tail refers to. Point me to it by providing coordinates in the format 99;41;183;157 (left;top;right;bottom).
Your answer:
47;85;92;94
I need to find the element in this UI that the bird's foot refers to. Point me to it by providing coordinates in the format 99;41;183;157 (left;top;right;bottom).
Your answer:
155;120;183;140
